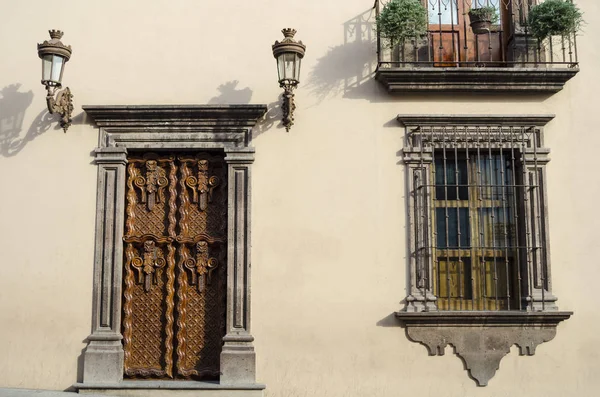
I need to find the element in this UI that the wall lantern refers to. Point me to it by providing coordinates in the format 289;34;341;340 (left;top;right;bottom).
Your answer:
272;28;306;131
37;30;73;132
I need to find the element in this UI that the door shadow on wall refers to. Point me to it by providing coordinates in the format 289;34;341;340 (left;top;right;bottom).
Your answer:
64;344;87;391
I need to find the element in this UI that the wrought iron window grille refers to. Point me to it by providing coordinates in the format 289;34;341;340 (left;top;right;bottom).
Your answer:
374;0;580;92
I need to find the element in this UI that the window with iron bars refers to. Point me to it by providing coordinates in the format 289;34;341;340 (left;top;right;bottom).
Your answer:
375;0;579;68
402;116;559;312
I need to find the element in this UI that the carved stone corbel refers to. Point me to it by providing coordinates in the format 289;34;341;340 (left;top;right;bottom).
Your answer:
280;84;296;132
46;86;73;132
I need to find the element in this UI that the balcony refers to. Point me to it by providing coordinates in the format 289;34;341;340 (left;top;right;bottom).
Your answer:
374;0;579;93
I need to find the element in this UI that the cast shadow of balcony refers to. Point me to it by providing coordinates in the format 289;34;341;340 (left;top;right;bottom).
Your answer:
306;8;378;103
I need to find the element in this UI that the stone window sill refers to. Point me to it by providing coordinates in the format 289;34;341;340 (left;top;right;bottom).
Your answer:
395;311;572;386
375;67;579;93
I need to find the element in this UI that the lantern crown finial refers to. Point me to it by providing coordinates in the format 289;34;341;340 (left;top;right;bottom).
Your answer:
282;28;297;38
49;30;64;40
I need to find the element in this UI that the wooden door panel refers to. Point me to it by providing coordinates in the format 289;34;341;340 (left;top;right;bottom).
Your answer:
122;153;227;380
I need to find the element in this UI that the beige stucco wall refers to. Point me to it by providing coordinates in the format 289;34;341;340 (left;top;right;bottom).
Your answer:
0;0;599;396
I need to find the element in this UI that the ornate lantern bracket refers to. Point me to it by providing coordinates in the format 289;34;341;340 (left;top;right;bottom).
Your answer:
272;28;306;131
37;30;73;132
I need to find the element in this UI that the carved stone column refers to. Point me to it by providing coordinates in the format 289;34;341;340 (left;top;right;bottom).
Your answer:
82;146;128;383
403;146;437;312
522;149;557;311
220;149;256;384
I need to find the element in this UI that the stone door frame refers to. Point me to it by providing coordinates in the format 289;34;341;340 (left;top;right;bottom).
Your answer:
77;105;267;391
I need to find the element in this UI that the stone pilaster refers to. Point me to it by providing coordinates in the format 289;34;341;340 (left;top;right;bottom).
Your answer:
403;147;437;312
220;150;257;384
82;146;128;383
522;149;557;311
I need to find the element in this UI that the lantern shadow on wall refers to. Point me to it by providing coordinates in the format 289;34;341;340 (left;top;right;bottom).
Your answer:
0;84;55;157
208;80;253;105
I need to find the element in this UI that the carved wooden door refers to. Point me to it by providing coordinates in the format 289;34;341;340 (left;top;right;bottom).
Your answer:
122;152;227;380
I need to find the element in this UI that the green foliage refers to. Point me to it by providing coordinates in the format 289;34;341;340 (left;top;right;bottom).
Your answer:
528;0;584;40
469;6;500;24
376;0;428;44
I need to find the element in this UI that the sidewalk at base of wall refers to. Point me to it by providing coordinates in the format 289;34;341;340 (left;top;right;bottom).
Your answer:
0;389;107;397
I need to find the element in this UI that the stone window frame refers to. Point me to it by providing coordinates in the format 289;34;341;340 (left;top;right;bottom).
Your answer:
395;114;572;386
75;105;267;396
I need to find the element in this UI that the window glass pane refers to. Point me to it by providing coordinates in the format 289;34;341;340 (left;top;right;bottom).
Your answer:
438;258;472;299
435;154;468;200
436;207;469;248
428;0;458;25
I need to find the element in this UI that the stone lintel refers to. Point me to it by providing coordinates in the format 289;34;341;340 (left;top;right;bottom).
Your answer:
84;105;268;132
395;311;572;386
376;67;578;93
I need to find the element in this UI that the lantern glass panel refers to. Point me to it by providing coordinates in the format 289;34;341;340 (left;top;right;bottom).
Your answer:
277;54;285;81
277;52;301;82
51;55;65;84
284;53;295;81
42;55;53;82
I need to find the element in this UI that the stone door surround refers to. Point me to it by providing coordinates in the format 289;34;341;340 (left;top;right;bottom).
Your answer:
75;105;267;396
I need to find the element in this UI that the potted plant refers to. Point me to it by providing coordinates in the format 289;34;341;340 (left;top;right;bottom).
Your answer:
376;0;428;46
468;6;499;34
527;0;584;40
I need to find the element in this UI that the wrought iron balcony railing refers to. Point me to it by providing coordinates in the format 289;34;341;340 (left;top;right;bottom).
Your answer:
374;0;580;92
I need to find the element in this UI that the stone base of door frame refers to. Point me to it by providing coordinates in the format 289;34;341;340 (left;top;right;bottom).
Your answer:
75;381;265;397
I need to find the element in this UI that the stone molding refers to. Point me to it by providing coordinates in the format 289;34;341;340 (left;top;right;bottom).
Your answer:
397;114;572;386
395;311;572;386
78;105;267;395
397;114;555;126
375;67;578;93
